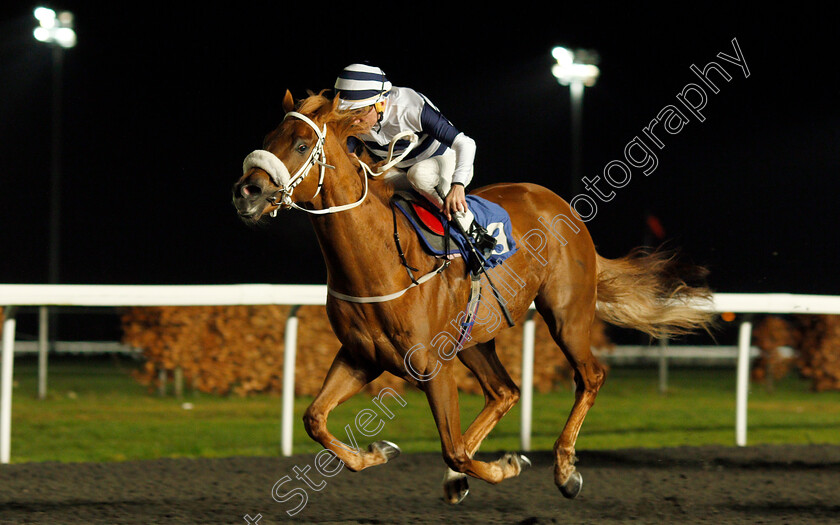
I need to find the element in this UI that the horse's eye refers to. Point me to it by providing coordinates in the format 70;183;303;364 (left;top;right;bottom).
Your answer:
296;143;308;154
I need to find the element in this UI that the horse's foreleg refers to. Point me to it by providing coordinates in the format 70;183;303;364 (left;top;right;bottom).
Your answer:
458;341;521;454
424;369;528;490
441;341;526;503
303;346;398;472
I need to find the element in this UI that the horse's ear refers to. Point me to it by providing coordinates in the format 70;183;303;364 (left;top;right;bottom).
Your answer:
331;94;341;112
282;90;295;114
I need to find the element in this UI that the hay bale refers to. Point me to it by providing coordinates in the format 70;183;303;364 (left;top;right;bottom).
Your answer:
797;315;840;392
751;315;799;383
121;305;611;397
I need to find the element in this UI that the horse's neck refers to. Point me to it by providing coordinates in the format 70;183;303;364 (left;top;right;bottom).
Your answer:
308;166;412;296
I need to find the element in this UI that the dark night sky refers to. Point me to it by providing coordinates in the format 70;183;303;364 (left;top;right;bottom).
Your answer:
1;3;838;295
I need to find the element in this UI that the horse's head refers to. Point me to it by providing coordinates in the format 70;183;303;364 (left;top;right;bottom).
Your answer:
232;90;366;223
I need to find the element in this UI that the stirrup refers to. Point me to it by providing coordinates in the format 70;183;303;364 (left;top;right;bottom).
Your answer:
451;218;516;328
468;221;497;257
457;221;495;276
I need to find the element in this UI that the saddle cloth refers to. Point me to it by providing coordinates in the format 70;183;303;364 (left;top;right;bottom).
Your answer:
391;190;517;270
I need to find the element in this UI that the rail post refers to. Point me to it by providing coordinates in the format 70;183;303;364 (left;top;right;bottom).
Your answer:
2;306;18;464
520;309;536;451
735;317;753;446
281;305;301;456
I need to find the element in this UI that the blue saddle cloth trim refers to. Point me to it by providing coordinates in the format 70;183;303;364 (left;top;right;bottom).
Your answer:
392;191;517;270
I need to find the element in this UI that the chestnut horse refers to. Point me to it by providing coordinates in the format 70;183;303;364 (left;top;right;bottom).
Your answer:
232;91;714;503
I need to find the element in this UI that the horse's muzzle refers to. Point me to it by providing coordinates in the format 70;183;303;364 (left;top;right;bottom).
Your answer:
232;176;277;220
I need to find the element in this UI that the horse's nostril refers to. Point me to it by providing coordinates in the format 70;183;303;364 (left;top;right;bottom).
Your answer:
241;184;262;198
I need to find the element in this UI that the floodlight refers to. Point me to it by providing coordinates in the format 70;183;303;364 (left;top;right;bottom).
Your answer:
550;46;601;194
551;47;600;87
33;7;76;48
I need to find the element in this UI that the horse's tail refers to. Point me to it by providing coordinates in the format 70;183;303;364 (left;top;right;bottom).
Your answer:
595;248;717;339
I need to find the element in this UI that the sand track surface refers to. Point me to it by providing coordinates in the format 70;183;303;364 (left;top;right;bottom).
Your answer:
2;445;839;524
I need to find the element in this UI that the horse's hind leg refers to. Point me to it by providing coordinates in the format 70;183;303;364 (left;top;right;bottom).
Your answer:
442;340;527;503
303;345;399;472
424;364;529;491
535;293;606;499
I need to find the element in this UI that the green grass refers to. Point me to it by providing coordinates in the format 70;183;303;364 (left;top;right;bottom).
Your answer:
7;355;840;463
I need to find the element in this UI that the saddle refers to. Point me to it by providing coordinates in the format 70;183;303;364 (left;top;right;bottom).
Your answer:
390;191;452;256
390;190;518;329
390;190;517;269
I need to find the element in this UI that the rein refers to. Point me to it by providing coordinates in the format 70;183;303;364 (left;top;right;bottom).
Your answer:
242;114;418;217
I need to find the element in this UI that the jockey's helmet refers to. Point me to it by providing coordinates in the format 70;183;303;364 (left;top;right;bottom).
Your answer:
335;64;392;111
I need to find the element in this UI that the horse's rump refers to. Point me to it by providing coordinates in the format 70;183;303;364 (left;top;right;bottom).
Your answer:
471;182;715;340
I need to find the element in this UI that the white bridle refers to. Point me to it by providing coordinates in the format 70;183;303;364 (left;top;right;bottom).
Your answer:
242;110;445;303
242;111;417;216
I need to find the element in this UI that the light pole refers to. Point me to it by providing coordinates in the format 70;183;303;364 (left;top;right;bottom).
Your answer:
33;7;76;399
551;46;599;195
34;7;76;287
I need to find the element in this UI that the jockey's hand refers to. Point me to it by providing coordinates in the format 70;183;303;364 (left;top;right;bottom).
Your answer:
444;183;467;221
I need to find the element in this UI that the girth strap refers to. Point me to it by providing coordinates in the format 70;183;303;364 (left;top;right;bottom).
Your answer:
455;276;483;350
451;219;516;328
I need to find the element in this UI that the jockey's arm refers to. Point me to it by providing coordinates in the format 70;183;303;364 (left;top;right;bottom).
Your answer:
418;102;476;217
418;100;476;189
450;133;476;188
442;133;475;219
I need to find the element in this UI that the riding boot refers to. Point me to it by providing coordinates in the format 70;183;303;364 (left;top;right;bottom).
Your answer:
454;211;497;274
468;221;498;256
455;211;496;255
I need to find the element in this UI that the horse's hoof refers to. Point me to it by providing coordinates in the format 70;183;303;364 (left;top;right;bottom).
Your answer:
368;440;401;461
559;470;583;499
442;469;470;504
502;452;532;474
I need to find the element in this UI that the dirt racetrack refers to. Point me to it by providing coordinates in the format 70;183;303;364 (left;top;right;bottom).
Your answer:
1;445;839;524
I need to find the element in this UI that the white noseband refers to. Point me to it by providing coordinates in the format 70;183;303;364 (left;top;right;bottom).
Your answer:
242;111;334;214
242;149;291;188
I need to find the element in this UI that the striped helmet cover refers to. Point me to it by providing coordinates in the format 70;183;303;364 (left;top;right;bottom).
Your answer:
334;63;392;110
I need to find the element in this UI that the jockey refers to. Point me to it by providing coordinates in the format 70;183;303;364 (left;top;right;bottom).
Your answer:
334;63;496;254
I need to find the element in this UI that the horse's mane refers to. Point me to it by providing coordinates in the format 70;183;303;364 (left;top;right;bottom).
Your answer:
294;91;398;202
296;91;364;142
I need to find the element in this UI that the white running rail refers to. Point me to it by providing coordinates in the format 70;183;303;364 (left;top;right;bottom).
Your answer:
3;285;840;464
